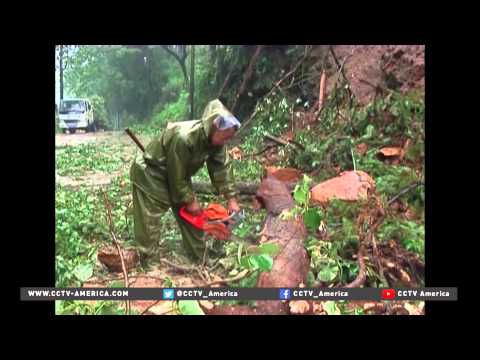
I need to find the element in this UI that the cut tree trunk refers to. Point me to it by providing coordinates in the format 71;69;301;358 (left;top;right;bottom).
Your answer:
204;176;310;315
192;177;301;196
193;181;260;196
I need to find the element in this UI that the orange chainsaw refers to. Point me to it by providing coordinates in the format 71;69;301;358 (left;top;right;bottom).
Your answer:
179;206;246;242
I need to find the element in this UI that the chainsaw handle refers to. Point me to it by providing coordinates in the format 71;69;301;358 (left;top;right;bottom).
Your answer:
179;206;207;230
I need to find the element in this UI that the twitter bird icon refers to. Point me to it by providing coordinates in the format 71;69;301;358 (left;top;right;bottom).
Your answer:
163;289;174;300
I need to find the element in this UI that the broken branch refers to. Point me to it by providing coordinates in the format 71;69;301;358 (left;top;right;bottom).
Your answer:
345;245;366;288
160;258;196;273
231;45;265;113
203;269;251;287
329;46;354;107
388;181;424;206
140;300;161;315
234;47;313;141
102;191;130;315
245;144;280;158
265;133;305;151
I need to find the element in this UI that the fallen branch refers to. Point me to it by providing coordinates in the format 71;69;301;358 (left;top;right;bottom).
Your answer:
234;46;313;141
344;245;366;288
139;300;178;315
140;300;162;315
329;46;354;108
365;207;389;288
203;269;250;287
317;71;327;114
160;258;209;282
217;50;242;99
283;73;319;90
358;78;393;95
370;230;389;288
105;274;165;284
329;46;350;86
265;133;305;151
310;70;327;120
231;45;265;113
388;181;424;206
160;258;196;273
245;144;279;158
102;191;130;315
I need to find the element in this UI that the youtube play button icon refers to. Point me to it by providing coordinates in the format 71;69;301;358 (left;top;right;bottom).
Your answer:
381;289;396;300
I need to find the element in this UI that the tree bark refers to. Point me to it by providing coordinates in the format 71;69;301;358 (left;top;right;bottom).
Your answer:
204;176;310;315
59;45;64;100
190;45;195;119
161;45;189;87
193;181;259;195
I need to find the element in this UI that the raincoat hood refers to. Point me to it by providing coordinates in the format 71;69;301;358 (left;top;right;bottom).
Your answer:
201;99;236;138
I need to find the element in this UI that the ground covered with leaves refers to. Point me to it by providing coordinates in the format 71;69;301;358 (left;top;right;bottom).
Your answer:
55;86;425;315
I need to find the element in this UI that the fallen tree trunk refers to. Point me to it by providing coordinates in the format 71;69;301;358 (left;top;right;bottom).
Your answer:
192;178;302;196
192;181;259;195
205;176;310;315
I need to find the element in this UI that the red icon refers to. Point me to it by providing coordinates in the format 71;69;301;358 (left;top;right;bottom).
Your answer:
381;289;396;300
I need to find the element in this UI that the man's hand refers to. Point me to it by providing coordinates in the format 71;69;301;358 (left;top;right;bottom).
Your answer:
227;198;241;214
185;198;202;215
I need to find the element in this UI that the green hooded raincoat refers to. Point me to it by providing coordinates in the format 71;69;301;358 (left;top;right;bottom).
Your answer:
130;99;238;261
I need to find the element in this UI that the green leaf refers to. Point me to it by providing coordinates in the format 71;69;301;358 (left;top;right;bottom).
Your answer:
306;271;316;287
110;280;124;288
250;254;273;271
304;208;321;231
97;304;121;315
257;243;281;256
55;301;63;315
73;263;93;282
294;187;307;205
363;124;375;139
237;243;243;265
178;300;205;315
163;276;174;288
317;263;339;282
239;256;251;269
234;223;251;238
323;301;341;315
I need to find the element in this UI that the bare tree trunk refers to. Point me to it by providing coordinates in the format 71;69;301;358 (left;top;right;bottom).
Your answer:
190;45;195;119
59;45;64;100
209;45;217;65
161;45;189;87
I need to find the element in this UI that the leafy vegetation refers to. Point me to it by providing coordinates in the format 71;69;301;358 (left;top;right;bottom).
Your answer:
56;143;128;176
55;45;425;315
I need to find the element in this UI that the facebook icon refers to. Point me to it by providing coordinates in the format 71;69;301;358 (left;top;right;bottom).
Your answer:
279;288;291;300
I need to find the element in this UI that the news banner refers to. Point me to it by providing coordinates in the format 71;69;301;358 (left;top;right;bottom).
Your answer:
21;287;457;301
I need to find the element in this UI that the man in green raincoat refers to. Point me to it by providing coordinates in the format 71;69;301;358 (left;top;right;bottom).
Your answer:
130;99;241;263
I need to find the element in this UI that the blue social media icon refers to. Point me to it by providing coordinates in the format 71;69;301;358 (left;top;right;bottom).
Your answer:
279;288;291;300
163;289;174;300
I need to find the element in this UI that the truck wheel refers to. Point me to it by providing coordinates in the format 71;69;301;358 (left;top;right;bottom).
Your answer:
62;129;67;134
91;121;97;132
69;129;76;134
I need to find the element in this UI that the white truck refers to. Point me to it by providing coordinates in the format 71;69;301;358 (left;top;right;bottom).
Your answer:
58;98;96;134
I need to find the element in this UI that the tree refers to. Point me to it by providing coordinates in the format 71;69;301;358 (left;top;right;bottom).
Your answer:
190;45;195;119
56;45;77;100
161;45;189;87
